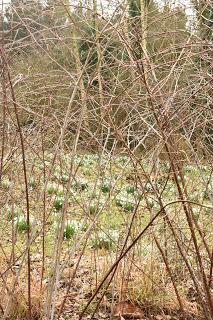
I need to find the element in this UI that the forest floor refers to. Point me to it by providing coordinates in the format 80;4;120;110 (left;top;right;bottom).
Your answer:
0;151;212;319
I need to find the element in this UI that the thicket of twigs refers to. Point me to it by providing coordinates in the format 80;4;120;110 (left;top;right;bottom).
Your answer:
0;0;212;319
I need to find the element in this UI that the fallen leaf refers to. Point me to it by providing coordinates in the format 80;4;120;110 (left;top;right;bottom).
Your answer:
112;301;144;318
156;315;172;320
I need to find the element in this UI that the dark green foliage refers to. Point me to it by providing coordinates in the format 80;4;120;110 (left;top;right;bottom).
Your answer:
203;190;213;200
4;0;44;44
115;198;134;212
78;22;123;89
80;182;88;191
101;184;110;193
53;196;64;211
115;199;123;208
79;26;98;68
16;218;30;232
129;0;151;17
190;2;213;153
64;223;75;240
73;181;88;191
126;186;135;194
204;126;213;153
123;202;134;212
199;3;213;41
129;0;141;18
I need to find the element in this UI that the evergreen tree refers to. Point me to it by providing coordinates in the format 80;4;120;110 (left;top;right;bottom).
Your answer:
43;0;69;27
191;1;213;153
192;0;213;41
4;0;44;44
202;3;213;41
